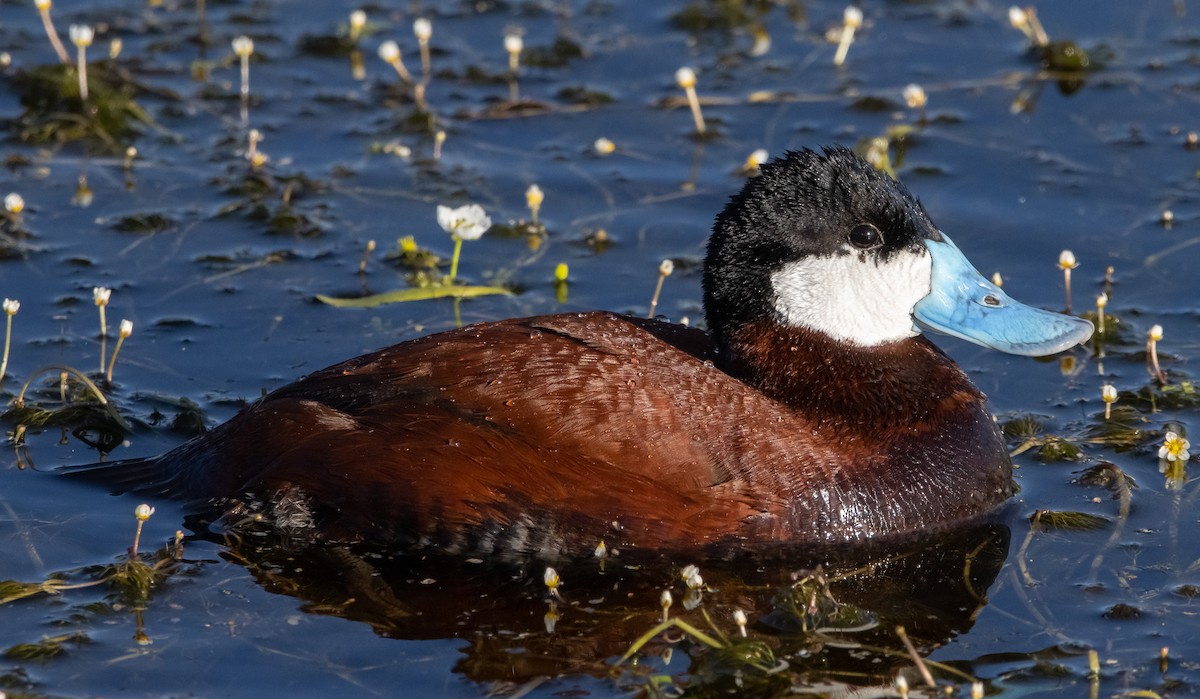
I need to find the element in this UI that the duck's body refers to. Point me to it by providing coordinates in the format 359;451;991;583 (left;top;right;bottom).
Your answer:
78;147;1091;555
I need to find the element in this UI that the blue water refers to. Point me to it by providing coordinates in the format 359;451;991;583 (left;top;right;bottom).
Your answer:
1;1;1198;696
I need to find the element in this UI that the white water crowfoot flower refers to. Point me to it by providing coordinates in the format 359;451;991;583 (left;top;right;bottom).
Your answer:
130;503;155;557
1058;249;1078;313
543;566;562;600
1147;324;1167;385
525;184;544;225
675;67;706;135
436;203;491;285
106;319;133;384
94;285;111;369
1;298;18;381
437;204;491;241
348;10;367;43
69;24;94;102
5;193;25;215
1158;432;1190;463
504;31;523;73
413;18;432;78
833;6;862;66
647;259;674;319
1101;384;1117;420
378;39;412;83
1159;431;1190;491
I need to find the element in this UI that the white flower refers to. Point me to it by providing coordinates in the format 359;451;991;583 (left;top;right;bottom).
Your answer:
119;319;133;338
1149;324;1164;342
2;298;19;315
525;184;544;210
660;589;673;609
543;566;559;590
35;0;52;10
745;148;769;170
659;259;674;276
593;137;615;156
843;6;863;28
903;83;927;109
378;40;400;64
504;32;523;55
1101;385;1117;404
1058;249;1077;270
135;503;155;521
1158;432;1191;463
232;35;254;57
413;18;432;42
675;66;696;89
93;286;111;306
349;10;367;31
681;564;703;589
4;193;24;214
436;204;491;241
1009;6;1029;29
1097;292;1108;309
69;24;94;48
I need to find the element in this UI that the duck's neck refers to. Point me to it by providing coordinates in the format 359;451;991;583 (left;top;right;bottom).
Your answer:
721;318;984;426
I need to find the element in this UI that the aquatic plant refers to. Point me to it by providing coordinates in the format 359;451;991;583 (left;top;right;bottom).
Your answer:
378;39;412;83
1147;324;1167;385
317;204;509;308
648;259;674;318
34;0;70;64
68;24;93;102
1058;249;1077;313
106;319;133;384
674;66;706;135
833;6;863;66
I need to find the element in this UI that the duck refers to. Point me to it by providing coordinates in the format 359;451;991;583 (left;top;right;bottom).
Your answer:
76;146;1092;556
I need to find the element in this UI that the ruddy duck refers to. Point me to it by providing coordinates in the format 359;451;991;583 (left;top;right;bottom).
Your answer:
80;146;1091;555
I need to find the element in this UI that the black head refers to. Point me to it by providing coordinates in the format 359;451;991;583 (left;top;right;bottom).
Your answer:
702;146;942;352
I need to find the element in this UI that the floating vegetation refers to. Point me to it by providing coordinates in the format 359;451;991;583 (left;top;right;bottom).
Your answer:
1122;381;1200;411
3;633;90;661
216;168;332;238
1083;405;1148;451
6;62;156;151
669;1;773;32
1030;509;1111;532
319;203;510;308
523;37;585;69
110;212;176;235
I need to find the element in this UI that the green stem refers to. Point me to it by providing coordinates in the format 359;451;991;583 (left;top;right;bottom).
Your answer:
1;314;12;380
106;337;126;384
448;235;463;282
15;363;131;431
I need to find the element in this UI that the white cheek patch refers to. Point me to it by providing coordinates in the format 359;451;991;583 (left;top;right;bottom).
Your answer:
769;247;933;346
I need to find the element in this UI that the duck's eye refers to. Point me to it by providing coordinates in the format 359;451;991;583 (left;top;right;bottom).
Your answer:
848;224;883;250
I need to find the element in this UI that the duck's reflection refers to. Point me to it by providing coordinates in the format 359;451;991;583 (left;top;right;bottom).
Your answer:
210;518;1010;688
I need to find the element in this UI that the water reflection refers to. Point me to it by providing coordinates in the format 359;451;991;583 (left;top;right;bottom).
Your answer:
211;518;1010;689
